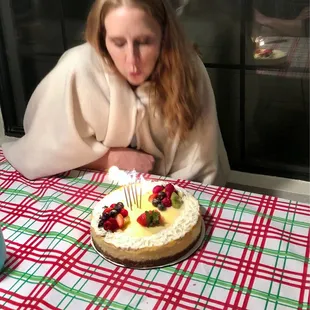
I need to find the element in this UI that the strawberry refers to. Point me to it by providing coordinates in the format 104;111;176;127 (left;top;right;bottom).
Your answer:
161;197;172;208
137;210;161;227
120;209;128;217
137;213;147;227
115;214;124;228
148;193;157;202
152;185;164;194
110;203;116;209
104;207;113;214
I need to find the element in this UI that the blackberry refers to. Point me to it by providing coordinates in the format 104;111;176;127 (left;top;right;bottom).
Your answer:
101;213;109;221
98;218;105;228
152;198;161;207
116;202;124;208
157;203;166;211
157;191;166;200
115;202;124;212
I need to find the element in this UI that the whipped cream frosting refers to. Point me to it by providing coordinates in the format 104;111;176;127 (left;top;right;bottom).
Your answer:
91;182;200;250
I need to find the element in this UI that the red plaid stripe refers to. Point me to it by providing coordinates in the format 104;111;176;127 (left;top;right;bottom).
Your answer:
0;148;309;309
24;172;104;309
298;228;310;310
226;194;276;307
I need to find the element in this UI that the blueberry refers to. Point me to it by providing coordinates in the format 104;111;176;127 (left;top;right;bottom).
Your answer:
98;218;105;228
152;198;161;207
101;213;110;221
117;202;124;208
110;209;118;217
157;203;166;211
114;205;121;212
157;192;166;200
115;203;124;212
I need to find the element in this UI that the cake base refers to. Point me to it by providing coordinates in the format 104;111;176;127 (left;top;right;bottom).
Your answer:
91;219;205;269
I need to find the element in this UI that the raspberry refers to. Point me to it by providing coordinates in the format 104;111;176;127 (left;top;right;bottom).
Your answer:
109;218;119;231
165;183;175;193
161;197;172;208
165;190;173;198
103;218;119;232
120;209;128;217
103;220;112;231
152;185;164;194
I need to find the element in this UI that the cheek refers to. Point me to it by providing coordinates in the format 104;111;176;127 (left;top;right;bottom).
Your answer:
106;43;123;65
142;46;161;66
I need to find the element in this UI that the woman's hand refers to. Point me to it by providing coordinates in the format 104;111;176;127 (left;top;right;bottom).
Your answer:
296;7;310;20
83;147;155;173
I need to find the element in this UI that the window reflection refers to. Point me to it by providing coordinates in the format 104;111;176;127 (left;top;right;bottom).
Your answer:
1;0;309;179
248;1;309;172
253;1;309;37
179;0;309;177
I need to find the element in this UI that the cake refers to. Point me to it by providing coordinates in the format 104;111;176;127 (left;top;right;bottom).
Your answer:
90;181;202;268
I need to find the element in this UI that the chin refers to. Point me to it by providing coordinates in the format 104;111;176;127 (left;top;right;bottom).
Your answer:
127;77;146;86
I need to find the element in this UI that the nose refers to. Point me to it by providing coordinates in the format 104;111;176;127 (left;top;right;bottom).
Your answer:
126;43;139;67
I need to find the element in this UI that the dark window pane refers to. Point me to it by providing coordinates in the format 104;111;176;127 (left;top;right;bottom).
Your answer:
245;69;309;175
179;1;242;65
12;0;64;55
62;0;93;48
208;68;241;164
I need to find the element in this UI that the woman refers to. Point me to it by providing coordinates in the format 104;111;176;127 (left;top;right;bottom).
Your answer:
2;0;230;185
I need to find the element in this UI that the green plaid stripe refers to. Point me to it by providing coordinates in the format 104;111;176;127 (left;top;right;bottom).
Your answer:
0;150;309;309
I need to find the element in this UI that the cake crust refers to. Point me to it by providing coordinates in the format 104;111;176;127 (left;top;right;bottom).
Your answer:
92;217;203;268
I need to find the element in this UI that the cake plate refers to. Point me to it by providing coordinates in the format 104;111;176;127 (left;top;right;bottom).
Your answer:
254;49;288;66
90;219;206;270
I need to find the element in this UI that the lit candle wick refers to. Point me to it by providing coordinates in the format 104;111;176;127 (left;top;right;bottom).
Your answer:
107;166;143;209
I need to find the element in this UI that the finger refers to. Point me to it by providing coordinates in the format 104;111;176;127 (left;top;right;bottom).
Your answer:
147;160;154;171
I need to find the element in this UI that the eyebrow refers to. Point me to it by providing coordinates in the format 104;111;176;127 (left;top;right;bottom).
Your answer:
108;36;125;41
108;35;153;41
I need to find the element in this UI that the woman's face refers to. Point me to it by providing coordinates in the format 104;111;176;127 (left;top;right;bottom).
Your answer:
105;6;162;86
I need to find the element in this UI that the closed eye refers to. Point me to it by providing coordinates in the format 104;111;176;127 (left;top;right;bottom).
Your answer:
136;39;151;45
109;36;154;47
114;42;125;47
110;38;126;47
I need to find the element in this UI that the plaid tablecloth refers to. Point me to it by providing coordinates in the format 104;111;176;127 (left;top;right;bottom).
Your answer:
0;150;309;310
256;36;309;79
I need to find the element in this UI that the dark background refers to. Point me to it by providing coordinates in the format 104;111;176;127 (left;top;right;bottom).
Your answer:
0;0;309;180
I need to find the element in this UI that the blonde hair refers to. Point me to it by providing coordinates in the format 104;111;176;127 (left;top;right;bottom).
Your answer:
85;0;201;139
